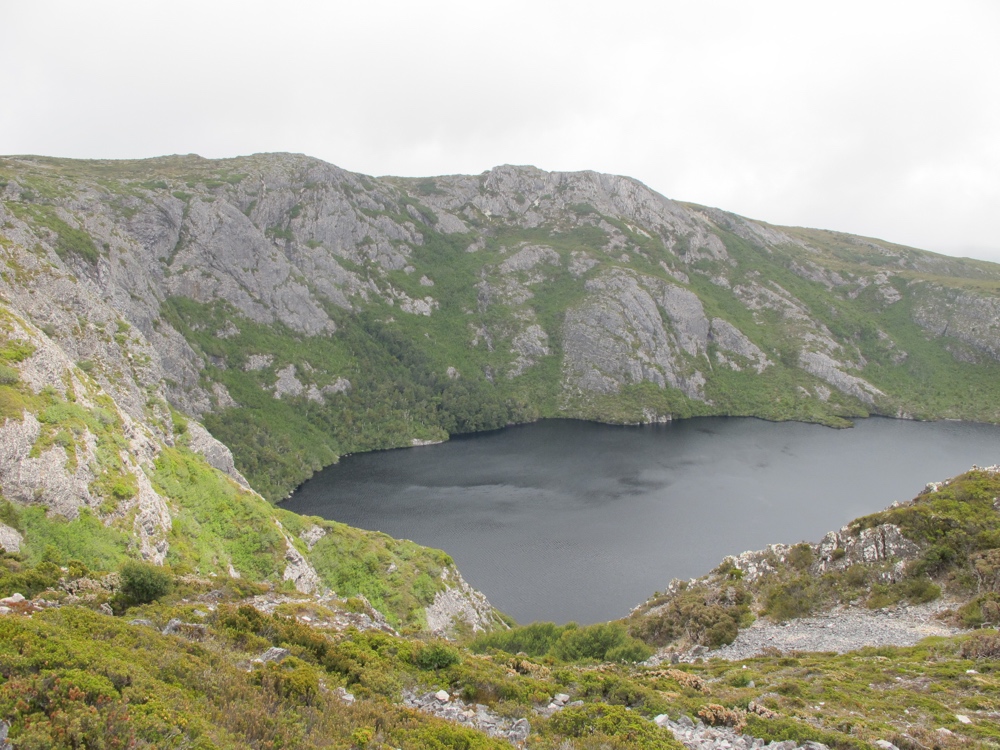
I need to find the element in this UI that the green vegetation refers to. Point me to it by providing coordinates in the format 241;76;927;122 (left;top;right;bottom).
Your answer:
9;572;996;749
162;298;524;500
472;621;653;664
630;582;751;648
5;154;1000;747
113;559;172;610
6;203;101;264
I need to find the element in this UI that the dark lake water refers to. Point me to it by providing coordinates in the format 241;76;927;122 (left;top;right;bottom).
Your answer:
284;417;1000;625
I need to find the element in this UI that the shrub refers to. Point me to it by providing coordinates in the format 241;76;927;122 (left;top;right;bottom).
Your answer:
955;593;1000;628
763;576;818;621
606;640;653;663
470;621;564;657
0;558;61;599
786;543;814;571
414;641;461;670
900;576;940;604
959;630;1000;659
630;585;748;648
114;559;172;609
0;364;18;385
549;704;683;749
698;703;746;731
551;622;650;663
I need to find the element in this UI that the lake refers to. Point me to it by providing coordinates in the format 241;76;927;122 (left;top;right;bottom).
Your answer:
284;417;1000;624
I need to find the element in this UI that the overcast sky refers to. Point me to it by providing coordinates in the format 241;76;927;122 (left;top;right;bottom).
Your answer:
3;1;998;262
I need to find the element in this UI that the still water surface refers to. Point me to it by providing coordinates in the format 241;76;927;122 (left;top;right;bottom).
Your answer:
285;417;1000;624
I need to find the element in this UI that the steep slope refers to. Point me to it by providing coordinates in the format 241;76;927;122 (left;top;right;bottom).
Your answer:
0;297;500;632
2;154;999;505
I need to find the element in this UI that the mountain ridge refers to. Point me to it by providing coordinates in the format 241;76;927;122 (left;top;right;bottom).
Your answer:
1;151;999;605
5;152;999;504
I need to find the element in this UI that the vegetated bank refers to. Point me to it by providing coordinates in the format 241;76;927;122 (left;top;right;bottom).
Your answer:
2;466;1000;748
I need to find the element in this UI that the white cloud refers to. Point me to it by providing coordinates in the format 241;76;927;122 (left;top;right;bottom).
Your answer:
2;0;998;261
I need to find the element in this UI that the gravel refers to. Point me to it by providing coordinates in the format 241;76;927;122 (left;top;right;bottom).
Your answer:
690;600;962;663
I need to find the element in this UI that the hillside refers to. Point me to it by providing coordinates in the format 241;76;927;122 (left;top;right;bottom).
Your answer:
1;154;999;502
1;153;1000;747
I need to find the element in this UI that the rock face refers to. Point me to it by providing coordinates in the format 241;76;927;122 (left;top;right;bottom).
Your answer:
912;286;1000;362
815;523;921;572
563;270;708;399
184;421;251;489
0;310;172;563
425;566;507;635
725;522;922;587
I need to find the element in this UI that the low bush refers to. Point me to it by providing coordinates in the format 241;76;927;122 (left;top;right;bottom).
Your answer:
472;620;650;663
414;641;462;670
629;585;749;648
548;704;684;749
959;629;1000;659
113;559;172;611
763;575;819;622
0;556;61;599
955;593;1000;628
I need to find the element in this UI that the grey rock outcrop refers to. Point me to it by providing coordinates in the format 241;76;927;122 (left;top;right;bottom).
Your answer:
815;523;921;573
912;286;1000;361
0;523;22;553
425;566;506;635
276;521;322;594
184;421;251;489
798;350;885;406
562;269;707;399
710;318;771;373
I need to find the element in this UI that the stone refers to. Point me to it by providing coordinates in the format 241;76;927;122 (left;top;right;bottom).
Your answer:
0;523;23;554
553;692;570;705
161;618;207;638
256;647;290;663
435;690;450;702
0;593;25;605
874;741;901;750
272;365;304;398
508;718;530;743
955;714;972;724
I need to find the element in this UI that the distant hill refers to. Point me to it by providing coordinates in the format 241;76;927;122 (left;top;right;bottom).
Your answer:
1;151;1000;578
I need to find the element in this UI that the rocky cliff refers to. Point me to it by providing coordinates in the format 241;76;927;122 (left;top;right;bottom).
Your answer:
1;153;999;502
